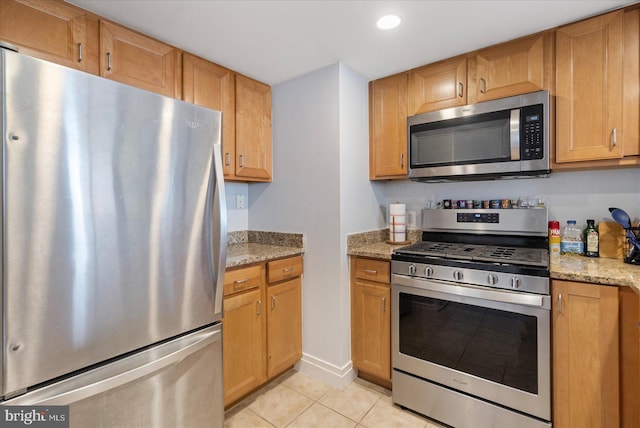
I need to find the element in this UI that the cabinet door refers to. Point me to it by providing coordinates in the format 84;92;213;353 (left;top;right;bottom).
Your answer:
556;11;624;162
623;8;640;157
266;277;302;378
99;20;177;97
468;33;548;104
620;287;640;428
235;75;272;182
552;280;619;428
409;56;467;115
351;280;391;382
183;54;236;177
223;288;266;407
0;0;95;72
369;73;408;180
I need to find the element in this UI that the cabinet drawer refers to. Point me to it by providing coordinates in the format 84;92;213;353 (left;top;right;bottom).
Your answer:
354;258;390;284
268;256;303;284
224;264;264;296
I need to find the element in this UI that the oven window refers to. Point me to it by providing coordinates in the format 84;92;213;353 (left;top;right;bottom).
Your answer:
398;292;538;394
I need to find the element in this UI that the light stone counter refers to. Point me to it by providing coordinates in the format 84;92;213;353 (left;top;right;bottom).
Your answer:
550;255;640;295
347;229;640;296
226;231;304;269
346;229;421;260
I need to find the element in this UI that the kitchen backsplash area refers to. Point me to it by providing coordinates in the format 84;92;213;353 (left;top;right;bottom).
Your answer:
383;168;640;229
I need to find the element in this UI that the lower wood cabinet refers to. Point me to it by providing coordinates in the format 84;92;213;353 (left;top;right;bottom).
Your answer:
350;257;391;387
223;255;302;407
552;279;640;428
223;287;266;406
267;276;302;378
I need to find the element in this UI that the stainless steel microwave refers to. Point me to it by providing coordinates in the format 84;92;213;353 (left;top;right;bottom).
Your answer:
408;90;550;181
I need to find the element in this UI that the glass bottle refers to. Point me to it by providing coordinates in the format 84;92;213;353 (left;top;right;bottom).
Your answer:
584;219;599;257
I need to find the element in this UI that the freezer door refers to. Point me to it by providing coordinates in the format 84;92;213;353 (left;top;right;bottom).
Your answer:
1;49;227;397
1;324;223;427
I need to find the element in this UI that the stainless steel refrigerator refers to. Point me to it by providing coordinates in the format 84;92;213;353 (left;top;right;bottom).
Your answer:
0;46;226;426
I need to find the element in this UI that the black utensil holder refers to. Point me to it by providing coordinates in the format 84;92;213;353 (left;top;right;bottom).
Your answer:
623;226;640;265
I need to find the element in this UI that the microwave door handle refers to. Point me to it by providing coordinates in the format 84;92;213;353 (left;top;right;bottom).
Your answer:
510;109;520;160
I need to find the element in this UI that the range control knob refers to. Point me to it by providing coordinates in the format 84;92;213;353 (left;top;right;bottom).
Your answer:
424;266;434;277
511;277;521;289
408;264;416;275
487;274;498;286
453;270;463;281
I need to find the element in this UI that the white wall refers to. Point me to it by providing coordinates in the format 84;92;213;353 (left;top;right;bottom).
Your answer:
383;169;640;229
225;182;249;231
248;63;386;388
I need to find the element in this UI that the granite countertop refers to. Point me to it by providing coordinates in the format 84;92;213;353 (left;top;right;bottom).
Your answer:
226;231;304;269
550;255;640;295
346;229;421;260
347;229;640;296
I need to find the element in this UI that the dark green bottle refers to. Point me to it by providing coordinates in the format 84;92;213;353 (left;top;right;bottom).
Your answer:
584;219;599;257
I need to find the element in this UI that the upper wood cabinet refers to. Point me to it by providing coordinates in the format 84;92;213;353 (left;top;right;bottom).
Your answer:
99;20;178;97
0;0;98;73
408;32;552;116
182;53;236;178
234;75;272;182
555;9;639;166
409;56;467;115
467;32;551;104
369;72;408;180
555;11;624;163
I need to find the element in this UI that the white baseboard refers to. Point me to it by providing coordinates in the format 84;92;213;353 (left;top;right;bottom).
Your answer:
294;353;356;390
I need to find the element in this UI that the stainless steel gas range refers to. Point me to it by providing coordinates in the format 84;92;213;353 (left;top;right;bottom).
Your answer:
391;208;552;428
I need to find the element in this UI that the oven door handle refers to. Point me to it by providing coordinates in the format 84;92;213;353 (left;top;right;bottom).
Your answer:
392;274;550;310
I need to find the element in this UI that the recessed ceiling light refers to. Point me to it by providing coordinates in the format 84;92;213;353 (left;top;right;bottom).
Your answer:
377;14;401;30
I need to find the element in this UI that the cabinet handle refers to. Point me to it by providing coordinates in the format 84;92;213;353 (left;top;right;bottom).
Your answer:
558;293;563;314
106;52;112;71
400;153;404;168
225;152;231;166
239;154;245;168
479;78;486;94
257;300;262;315
612;128;617;146
363;269;377;275
77;43;83;63
282;267;294;276
271;295;276;310
458;82;463;98
382;297;387;312
233;278;248;290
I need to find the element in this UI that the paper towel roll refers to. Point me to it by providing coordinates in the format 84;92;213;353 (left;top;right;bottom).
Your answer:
389;203;406;216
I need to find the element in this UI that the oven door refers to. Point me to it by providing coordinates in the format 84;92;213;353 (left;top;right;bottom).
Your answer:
392;273;551;421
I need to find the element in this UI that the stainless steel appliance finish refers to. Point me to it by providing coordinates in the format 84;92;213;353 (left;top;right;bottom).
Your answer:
1;47;226;425
408;90;550;182
391;208;551;427
4;325;222;427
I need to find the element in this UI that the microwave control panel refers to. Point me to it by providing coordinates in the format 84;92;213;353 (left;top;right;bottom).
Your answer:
520;104;544;160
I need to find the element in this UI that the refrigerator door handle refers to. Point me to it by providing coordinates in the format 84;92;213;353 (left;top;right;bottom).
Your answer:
4;326;221;406
212;142;227;316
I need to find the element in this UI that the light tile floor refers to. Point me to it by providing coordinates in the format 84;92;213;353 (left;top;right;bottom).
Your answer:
224;370;447;428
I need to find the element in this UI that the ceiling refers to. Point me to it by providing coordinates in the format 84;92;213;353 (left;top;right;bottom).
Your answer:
68;0;636;86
